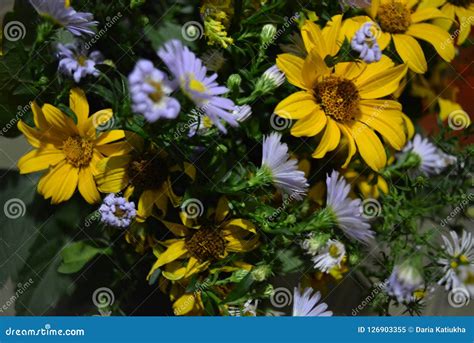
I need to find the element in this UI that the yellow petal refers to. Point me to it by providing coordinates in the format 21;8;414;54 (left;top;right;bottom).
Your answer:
95;141;133;156
290;109;327;137
358;64;408;99
150;240;188;271
42;104;78;136
352;55;395;85
455;6;474;44
274;91;318;120
312;118;341;158
411;7;448;23
301;20;328;57
359;99;403;112
393;34;427;74
337;123;356;168
69;88;89;130
95;156;130;193
137;189;156;221
359;110;406;150
322;15;343;56
84;109;114;138
302;49;331;87
438;98;463;121
31;101;48;131
78;166;101;204
161;219;190;237
407;23;455;62
173;293;202;316
37;161;79;204
276;53;306;89
223;218;257;234
226;235;259;252
94;130;126;146
401;113;415;139
162;261;187;281
18;148;64;174
215;196;230;222
349;121;387;171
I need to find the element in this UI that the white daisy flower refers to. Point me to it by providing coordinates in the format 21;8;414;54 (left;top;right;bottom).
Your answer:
261;133;308;200
232;105;252;122
438;230;474;291
401;134;457;176
312;239;346;273
326;170;374;244
386;263;424;303
293;286;332;316
262;65;285;88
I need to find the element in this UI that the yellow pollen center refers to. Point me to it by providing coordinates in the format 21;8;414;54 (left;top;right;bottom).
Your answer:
314;76;360;122
189;78;207;93
185;227;226;262
77;55;87;66
377;2;412;33
459;254;469;264
328;244;340;258
62;136;93;168
450;261;459;269
148;80;164;103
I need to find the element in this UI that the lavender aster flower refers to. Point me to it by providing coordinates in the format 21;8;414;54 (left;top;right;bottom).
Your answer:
232;105;252;123
438;230;474;291
259;65;285;89
351;22;382;63
157;39;237;133
386;263;424;303
57;43;102;83
99;194;136;228
326;170;374;244
401;134;457;176
30;0;97;36
293;286;332;316
261;133;308;200
128;59;180;123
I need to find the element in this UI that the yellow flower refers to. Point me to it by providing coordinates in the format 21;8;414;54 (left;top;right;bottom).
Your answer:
275;38;410;171
344;0;455;73
17;88;130;204
147;197;259;281
344;169;389;199
95;138;196;221
420;0;474;44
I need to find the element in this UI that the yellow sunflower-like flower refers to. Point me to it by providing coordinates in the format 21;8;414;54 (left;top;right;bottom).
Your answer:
17;88;131;204
275;38;410;171
343;0;455;73
95;138;196;221
147;197;259;282
420;0;474;45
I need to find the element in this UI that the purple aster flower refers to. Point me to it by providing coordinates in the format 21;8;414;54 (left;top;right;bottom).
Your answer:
351;22;382;63
401;134;457;176
30;0;98;36
128;59;181;123
326;170;374;244
232;105;252;123
386;263;424;303
57;43;102;83
157;39;238;133
99;194;136;229
292;286;332;316
261;133;308;200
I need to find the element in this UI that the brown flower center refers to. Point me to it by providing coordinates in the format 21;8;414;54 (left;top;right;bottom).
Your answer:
62;136;93;168
148;80;164;103
377;2;412;33
447;0;473;7
127;154;167;191
313;76;360;122
185;227;226;262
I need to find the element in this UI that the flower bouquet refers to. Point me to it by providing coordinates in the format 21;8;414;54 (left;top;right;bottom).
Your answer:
0;0;472;317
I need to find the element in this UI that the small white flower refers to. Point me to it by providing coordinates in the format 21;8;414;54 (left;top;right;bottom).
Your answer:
262;65;285;88
402;134;457;176
232;105;252;122
326;170;374;244
261;133;308;200
293;286;332;316
312;239;346;273
438;230;474;291
386;263;424;303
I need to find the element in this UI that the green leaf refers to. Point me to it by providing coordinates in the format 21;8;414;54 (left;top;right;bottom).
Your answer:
58;241;112;274
223;273;254;303
277;249;304;273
